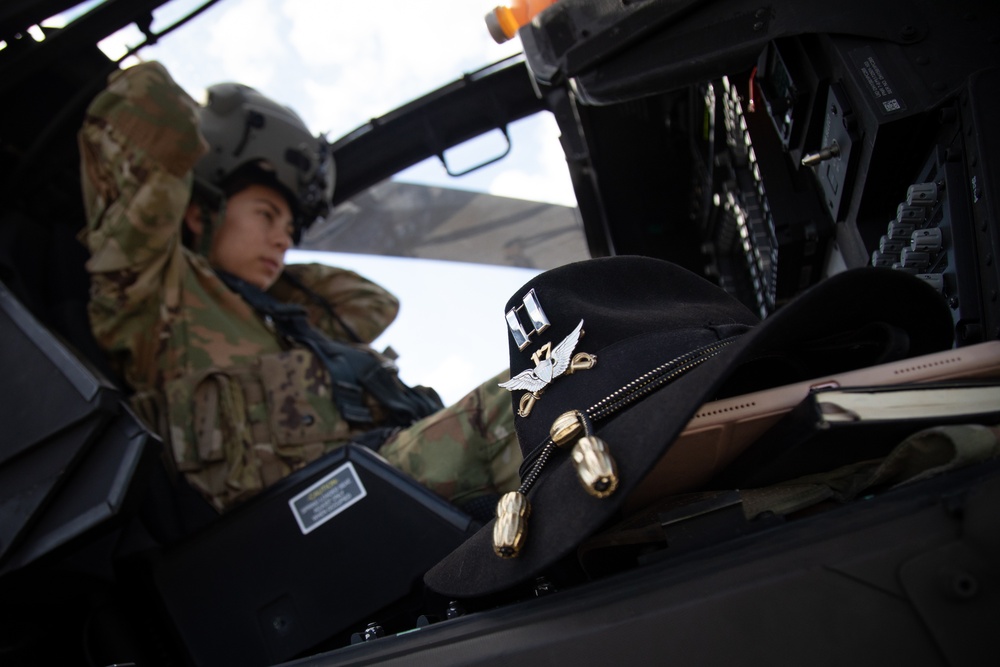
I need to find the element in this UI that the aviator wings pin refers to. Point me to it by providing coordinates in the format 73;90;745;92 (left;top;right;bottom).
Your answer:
499;319;596;417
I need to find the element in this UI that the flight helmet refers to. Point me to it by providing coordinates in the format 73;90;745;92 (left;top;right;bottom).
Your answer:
194;82;334;241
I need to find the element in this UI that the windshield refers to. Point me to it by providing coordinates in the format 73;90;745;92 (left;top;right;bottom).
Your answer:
83;0;576;207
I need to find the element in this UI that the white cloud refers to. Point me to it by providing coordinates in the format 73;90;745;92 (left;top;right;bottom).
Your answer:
96;0;579;209
281;0;520;136
120;0;520;144
201;0;290;90
283;0;516;75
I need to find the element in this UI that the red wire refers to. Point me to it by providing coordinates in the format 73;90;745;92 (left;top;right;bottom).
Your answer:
747;65;757;113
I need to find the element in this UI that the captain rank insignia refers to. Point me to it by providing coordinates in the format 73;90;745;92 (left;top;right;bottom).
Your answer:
499;289;596;417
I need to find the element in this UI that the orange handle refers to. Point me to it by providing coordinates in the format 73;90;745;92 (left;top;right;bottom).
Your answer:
485;0;557;43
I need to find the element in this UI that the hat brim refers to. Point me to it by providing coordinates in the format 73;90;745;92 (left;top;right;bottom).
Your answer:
425;267;953;598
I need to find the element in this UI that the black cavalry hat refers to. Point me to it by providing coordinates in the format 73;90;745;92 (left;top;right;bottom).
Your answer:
424;256;953;598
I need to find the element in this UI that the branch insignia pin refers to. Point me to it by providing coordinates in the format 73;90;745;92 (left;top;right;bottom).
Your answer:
499;319;596;417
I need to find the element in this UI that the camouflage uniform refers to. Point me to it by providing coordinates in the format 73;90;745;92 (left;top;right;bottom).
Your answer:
79;61;520;512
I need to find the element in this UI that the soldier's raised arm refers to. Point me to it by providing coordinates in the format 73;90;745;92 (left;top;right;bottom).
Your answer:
79;62;208;349
270;263;401;344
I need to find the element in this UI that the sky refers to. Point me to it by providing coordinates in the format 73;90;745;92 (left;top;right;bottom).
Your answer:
92;0;577;207
58;0;580;404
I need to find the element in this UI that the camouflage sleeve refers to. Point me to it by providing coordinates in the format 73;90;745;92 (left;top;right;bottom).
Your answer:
269;263;400;343
79;61;208;352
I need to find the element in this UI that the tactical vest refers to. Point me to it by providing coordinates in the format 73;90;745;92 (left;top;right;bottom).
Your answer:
217;270;444;428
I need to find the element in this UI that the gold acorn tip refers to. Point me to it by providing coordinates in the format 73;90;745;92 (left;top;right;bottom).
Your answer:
550;410;585;448
493;491;531;559
571;435;619;498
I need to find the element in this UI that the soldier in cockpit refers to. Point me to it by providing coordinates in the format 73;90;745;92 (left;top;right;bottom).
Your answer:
79;61;520;515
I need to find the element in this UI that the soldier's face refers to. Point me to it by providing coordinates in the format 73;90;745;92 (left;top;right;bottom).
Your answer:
209;184;294;290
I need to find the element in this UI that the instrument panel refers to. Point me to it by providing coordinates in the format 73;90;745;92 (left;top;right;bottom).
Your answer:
521;0;1000;344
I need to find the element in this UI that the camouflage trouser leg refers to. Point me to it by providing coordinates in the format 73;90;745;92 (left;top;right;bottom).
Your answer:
379;370;521;507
